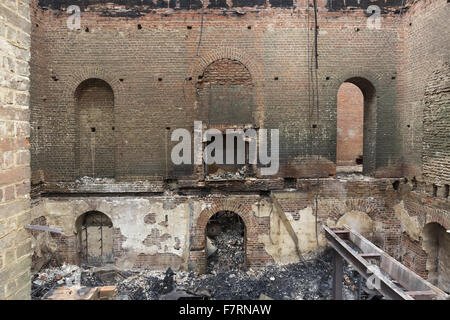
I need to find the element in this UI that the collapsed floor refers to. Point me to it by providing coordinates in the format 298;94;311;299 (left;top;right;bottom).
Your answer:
31;248;371;300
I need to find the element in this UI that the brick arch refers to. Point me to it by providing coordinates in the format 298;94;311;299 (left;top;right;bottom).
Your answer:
63;67;123;103
191;201;257;250
62;68;122;179
189;200;272;273
184;47;265;127
74;209;114;229
331;73;378;176
190;47;263;87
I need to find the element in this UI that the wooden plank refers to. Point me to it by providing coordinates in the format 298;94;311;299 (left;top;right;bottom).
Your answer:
406;290;436;297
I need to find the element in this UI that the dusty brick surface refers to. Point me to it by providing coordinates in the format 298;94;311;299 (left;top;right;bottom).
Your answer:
0;0;32;300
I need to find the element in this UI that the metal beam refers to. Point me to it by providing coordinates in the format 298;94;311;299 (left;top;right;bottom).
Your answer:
324;225;449;300
324;225;413;300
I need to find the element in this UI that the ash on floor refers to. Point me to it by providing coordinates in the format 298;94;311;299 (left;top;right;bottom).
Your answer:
206;211;246;273
31;249;366;300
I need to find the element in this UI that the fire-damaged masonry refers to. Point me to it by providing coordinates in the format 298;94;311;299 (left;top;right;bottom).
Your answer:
0;0;449;300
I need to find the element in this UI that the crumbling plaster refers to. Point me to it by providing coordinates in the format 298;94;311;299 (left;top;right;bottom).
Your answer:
394;200;422;241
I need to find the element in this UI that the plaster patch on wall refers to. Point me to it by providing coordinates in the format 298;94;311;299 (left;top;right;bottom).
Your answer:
112;200;189;257
258;204;298;264
394;200;421;241
261;206;326;259
336;210;374;237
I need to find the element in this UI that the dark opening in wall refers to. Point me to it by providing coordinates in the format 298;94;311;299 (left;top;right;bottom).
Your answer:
137;24;142;29
187;26;192;29
284;177;296;189
412;176;418;190
445;185;449;199
76;211;114;266
85;27;89;32
433;184;438;197
206;211;246;273
422;223;450;293
355;155;363;165
392;180;400;191
336;78;376;175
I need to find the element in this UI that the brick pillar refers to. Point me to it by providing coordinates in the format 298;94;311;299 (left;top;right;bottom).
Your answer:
0;0;32;300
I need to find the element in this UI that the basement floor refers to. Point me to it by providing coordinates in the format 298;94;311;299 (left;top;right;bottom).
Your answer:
31;249;369;300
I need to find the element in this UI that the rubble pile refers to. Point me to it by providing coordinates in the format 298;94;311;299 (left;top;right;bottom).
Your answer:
31;264;82;299
207;166;248;180
31;249;364;300
206;212;245;273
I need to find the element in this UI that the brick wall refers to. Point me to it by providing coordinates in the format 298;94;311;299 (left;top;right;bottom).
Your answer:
336;82;363;166
30;1;407;183
76;78;115;178
398;0;450;180
0;0;32;300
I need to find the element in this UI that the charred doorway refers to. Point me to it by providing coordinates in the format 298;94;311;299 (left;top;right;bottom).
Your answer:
422;223;450;293
76;211;114;265
206;211;246;273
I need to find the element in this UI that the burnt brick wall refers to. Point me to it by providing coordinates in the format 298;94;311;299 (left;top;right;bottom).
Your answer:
76;78;115;178
422;63;450;186
398;0;450;181
0;0;32;300
30;2;409;183
197;58;254;125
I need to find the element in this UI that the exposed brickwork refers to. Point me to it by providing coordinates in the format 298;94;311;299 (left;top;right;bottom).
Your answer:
29;1;409;183
423;62;450;185
337;82;363;166
197;58;254;125
190;197;273;272
0;0;32;300
76;78;115;178
398;0;450;179
17;0;450;296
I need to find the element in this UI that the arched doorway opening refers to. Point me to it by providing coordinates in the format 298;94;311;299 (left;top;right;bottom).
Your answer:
75;211;114;265
422;223;450;293
336;77;376;175
206;211;246;273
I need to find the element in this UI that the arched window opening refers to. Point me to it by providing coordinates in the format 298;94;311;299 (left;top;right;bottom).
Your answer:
75;78;115;178
422;223;450;293
196;59;254;125
206;211;246;273
76;211;114;265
